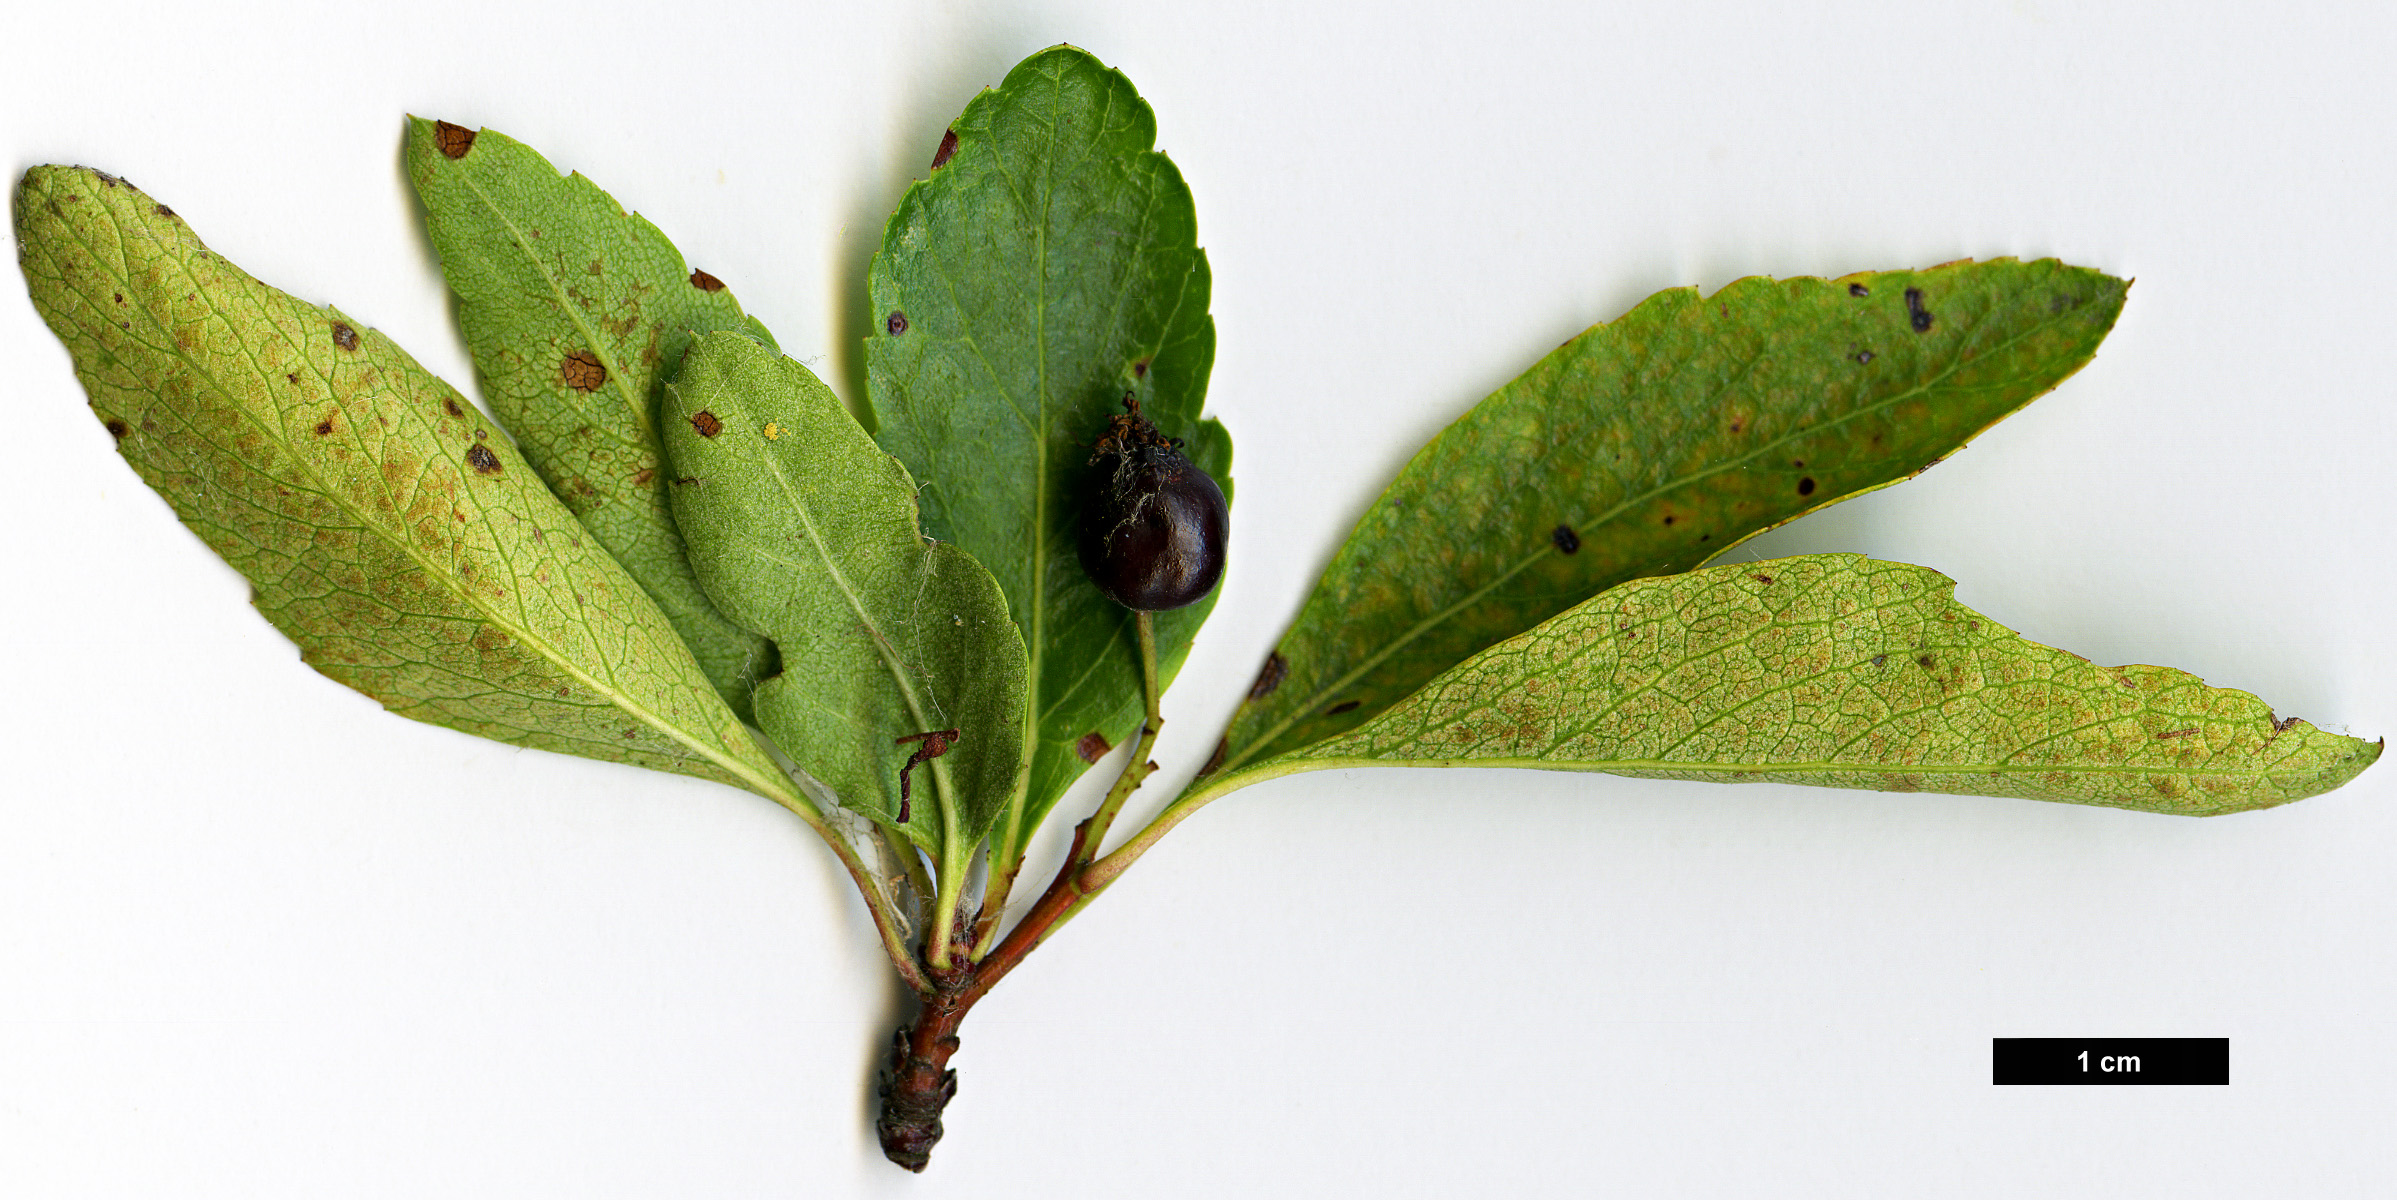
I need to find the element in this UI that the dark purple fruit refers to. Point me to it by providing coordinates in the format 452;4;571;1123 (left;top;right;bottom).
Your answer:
1078;396;1227;611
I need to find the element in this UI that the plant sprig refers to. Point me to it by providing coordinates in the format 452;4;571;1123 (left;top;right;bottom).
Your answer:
15;43;2376;1175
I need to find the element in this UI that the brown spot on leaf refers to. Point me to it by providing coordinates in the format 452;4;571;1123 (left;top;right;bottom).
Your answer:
1798;477;1817;496
689;268;725;292
1917;655;1934;669
156;203;175;218
1075;731;1113;763
1871;654;1887;669
331;322;358;351
1200;737;1228;777
1327;700;1361;716
1905;287;1934;332
673;475;699;487
1249;652;1290;701
314;417;335;436
689;410;723;438
2272;714;2301;735
1849;282;1870;297
112;292;123;304
886;311;909;336
1853;349;1874;365
286;373;299;384
103;418;129;439
1133;357;1151;378
632;468;655;486
1551;524;1580;554
434;120;476;159
932;128;959;169
443;398;464;417
561;349;607;392
2155;728;2197;740
467;444;501;475
1753;574;1773;584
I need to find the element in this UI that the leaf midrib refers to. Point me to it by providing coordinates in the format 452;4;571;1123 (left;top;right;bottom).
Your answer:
445;153;657;454
992;66;1065;857
750;436;954;837
1222;279;2104;776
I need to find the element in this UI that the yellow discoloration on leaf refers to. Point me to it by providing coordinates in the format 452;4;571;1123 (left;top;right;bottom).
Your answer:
1223;262;2128;777
16;165;803;808
1263;556;2376;815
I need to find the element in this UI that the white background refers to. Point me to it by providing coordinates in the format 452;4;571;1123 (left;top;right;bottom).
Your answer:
5;1;2394;1195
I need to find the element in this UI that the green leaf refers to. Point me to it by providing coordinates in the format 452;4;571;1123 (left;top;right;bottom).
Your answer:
1219;555;2377;815
15;166;807;809
404;117;779;721
661;332;1030;856
864;46;1230;868
1217;260;2128;776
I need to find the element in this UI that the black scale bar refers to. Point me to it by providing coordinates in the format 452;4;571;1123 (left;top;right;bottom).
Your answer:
1992;1038;2228;1085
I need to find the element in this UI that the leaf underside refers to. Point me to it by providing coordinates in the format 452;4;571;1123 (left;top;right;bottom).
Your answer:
16;166;798;806
1245;555;2377;815
662;332;1029;853
405;117;779;721
1220;260;2128;776
865;45;1232;869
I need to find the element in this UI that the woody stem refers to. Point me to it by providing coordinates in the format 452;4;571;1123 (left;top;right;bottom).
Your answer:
876;612;1169;1169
